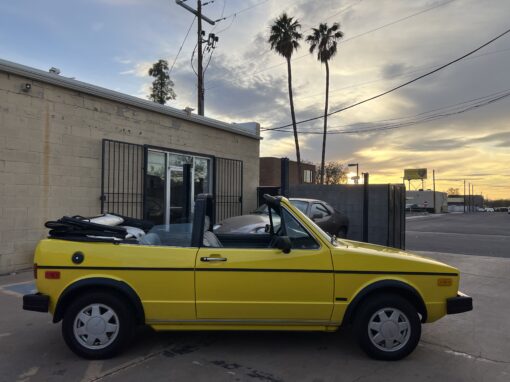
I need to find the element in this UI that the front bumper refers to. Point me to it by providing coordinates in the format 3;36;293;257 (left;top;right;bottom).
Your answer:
23;293;49;313
446;292;473;314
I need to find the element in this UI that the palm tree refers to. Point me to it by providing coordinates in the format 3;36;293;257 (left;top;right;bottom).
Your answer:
268;13;303;183
306;22;344;184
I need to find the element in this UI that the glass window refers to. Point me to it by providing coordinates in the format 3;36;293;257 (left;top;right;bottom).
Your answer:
290;200;309;214
193;157;211;199
311;203;330;217
281;208;319;249
139;223;193;247
303;169;313;183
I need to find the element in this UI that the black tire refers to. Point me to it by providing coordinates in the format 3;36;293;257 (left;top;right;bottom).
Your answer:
62;291;135;359
354;293;421;361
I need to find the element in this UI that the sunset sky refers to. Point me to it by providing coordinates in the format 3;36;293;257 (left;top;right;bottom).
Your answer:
1;0;509;199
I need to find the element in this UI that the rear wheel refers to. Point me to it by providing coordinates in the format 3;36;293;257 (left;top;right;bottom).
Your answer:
354;294;421;360
62;292;134;359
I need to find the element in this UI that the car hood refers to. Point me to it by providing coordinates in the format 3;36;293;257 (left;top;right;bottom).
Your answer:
333;239;458;274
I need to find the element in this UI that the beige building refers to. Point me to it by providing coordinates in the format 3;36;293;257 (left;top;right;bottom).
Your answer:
0;59;260;274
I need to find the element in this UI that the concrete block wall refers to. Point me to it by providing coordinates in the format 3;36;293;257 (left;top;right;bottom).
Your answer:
0;70;260;273
289;184;405;247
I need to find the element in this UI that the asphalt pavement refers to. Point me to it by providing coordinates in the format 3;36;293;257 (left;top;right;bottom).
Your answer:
406;212;510;257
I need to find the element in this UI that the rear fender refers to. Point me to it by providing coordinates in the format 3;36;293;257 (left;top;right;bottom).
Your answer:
53;277;145;324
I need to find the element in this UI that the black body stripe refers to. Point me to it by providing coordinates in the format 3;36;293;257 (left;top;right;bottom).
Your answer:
36;265;458;276
37;265;194;271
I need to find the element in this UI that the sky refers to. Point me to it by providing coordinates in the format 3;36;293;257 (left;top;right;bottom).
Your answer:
1;0;509;199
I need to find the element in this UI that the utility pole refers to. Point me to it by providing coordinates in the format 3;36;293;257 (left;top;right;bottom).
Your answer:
175;0;216;116
472;184;475;211
362;172;369;243
197;0;204;115
463;179;466;213
432;169;436;213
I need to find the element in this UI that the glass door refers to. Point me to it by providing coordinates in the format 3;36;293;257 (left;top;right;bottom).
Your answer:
146;151;167;225
146;150;212;225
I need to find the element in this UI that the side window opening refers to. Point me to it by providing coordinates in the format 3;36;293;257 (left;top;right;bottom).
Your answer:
281;209;319;250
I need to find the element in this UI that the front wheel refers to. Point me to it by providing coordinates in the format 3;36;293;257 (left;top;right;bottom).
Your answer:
62;292;134;359
354;294;421;360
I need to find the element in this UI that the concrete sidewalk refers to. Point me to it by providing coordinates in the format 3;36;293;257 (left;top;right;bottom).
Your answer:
0;251;509;382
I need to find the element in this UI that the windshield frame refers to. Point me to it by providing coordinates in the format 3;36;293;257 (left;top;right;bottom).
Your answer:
286;202;346;247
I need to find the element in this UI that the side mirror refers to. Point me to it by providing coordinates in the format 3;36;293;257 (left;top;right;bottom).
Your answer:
275;236;292;254
312;212;324;221
264;224;271;233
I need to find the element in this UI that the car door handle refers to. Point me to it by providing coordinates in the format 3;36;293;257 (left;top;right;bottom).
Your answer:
200;257;227;262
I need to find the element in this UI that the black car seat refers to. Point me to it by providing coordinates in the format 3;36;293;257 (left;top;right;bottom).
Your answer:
203;216;223;248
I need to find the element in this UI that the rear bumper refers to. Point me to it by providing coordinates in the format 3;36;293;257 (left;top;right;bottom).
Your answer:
23;293;49;313
446;292;473;314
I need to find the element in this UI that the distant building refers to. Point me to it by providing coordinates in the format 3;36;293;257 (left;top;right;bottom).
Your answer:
406;190;448;213
259;157;315;186
447;195;484;212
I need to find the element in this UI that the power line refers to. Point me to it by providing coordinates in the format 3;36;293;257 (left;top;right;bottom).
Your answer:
169;15;196;75
205;0;455;91
267;88;510;135
231;46;510;117
215;0;270;23
263;26;510;132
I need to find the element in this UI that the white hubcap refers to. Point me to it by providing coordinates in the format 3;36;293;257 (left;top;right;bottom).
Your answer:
73;303;119;350
368;308;411;352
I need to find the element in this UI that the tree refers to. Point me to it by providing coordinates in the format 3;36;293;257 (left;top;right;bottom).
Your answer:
306;22;344;184
315;161;348;185
447;187;460;195
148;59;176;104
268;13;303;182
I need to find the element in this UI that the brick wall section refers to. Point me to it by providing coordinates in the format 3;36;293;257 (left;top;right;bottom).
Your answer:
259;157;316;186
0;71;260;273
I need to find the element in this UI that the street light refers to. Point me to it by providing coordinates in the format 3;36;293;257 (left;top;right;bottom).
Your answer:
348;163;359;184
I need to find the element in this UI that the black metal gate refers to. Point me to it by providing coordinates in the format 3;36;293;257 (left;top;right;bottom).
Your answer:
101;139;145;218
214;157;243;222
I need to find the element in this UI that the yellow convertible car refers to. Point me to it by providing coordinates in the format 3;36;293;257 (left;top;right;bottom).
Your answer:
23;194;472;360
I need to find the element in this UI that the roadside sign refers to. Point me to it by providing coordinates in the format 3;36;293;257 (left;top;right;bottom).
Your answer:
404;168;427;180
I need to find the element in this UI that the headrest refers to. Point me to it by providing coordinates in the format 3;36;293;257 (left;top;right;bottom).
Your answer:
204;216;210;232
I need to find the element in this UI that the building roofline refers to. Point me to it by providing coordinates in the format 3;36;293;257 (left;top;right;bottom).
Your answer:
0;58;261;140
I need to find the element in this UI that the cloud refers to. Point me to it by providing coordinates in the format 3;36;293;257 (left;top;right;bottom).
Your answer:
74;0;510;198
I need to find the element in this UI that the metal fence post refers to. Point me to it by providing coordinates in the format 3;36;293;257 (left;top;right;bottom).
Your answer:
363;172;369;242
280;157;290;197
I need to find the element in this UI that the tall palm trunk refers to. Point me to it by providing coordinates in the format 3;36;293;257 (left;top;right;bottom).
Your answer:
286;56;301;183
320;60;330;184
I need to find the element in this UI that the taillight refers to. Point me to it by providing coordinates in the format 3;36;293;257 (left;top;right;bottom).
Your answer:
45;271;60;279
33;263;38;279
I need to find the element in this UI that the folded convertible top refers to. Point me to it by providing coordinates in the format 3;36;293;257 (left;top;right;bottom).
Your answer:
45;214;153;243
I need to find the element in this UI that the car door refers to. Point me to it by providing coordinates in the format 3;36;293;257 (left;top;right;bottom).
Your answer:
195;207;334;322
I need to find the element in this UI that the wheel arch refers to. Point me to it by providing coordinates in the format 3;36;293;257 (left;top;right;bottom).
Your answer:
342;279;428;325
53;277;145;325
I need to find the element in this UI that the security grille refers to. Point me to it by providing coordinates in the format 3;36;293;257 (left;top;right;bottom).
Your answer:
101;139;144;218
214;157;243;222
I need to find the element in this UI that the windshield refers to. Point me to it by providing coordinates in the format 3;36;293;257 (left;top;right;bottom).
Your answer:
287;203;345;247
